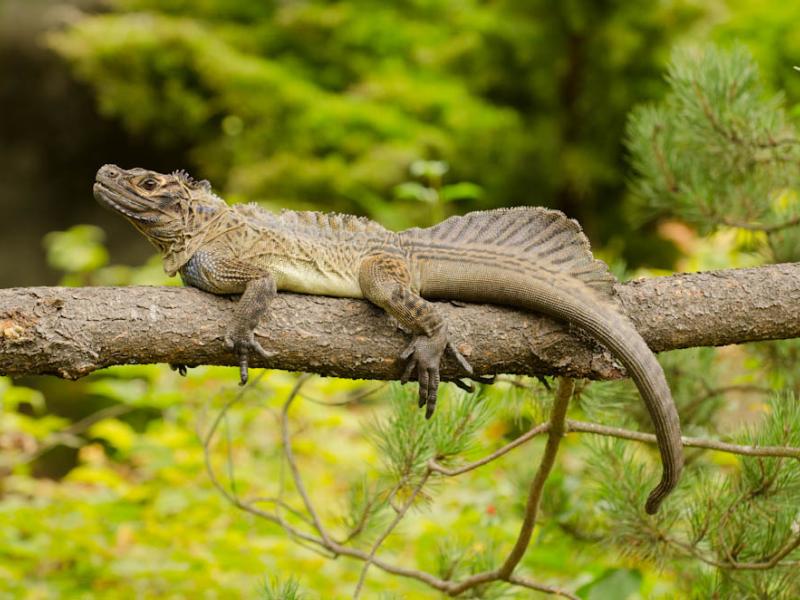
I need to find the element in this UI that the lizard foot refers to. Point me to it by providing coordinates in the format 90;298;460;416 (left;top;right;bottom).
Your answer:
399;329;474;418
224;330;276;385
170;364;190;377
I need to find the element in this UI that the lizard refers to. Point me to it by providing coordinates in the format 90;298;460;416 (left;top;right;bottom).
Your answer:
93;163;683;514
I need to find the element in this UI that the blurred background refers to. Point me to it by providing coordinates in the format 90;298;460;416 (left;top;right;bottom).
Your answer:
3;0;800;598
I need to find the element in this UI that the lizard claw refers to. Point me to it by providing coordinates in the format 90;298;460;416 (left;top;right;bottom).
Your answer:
446;341;473;376
450;378;475;393
399;331;479;418
443;341;483;393
400;357;416;384
399;332;444;418
170;363;189;377
224;330;276;385
446;374;496;393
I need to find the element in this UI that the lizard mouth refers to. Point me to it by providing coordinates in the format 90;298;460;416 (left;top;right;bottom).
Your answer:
93;182;156;224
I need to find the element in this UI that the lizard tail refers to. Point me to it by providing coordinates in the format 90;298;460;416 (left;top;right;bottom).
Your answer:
402;207;683;512
421;261;683;513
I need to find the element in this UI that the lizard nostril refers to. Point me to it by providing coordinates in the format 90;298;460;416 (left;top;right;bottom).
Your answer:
99;164;120;179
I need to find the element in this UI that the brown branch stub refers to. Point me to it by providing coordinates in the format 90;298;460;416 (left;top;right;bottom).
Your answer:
2;263;800;381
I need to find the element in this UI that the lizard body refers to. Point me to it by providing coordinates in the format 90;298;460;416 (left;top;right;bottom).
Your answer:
93;164;683;514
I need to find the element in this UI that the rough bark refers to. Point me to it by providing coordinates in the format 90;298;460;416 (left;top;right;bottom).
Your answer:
1;263;799;382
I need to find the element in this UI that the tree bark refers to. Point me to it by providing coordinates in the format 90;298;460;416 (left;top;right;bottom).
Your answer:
1;263;799;382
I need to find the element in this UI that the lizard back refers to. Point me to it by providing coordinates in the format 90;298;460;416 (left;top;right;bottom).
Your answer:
229;205;397;297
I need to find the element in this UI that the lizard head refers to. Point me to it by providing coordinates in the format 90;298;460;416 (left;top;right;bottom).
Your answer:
94;164;229;274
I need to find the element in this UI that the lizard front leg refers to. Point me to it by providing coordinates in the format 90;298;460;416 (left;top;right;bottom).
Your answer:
179;251;276;385
359;254;473;417
225;275;277;384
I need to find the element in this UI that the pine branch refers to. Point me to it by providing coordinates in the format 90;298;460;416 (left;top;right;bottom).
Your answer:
2;263;800;382
200;372;800;597
202;376;581;598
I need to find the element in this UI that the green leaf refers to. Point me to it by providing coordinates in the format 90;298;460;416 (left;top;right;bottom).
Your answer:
43;225;109;275
89;419;137;453
0;381;45;413
440;182;483;202
410;159;449;179
86;378;149;405
393;181;437;203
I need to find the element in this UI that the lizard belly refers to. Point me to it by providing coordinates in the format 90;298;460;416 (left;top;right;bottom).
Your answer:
276;262;363;298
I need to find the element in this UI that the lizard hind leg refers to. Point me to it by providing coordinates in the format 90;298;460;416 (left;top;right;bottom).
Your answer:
359;254;473;418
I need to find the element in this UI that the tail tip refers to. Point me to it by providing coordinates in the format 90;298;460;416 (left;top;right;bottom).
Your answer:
644;496;662;515
645;474;681;515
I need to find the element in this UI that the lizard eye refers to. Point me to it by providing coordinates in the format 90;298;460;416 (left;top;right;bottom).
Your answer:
141;178;158;191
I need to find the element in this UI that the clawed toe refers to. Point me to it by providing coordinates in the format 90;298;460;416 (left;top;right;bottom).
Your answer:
399;332;481;418
226;330;275;386
446;374;494;394
451;378;475;393
446;342;474;376
170;363;189;377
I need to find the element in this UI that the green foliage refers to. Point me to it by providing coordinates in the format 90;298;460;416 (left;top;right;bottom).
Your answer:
48;7;520;227
715;0;800;107
43;225;109;284
44;226;174;287
583;392;800;598
365;384;489;495
587;438;681;565
627;44;800;262
263;576;305;600
48;0;703;242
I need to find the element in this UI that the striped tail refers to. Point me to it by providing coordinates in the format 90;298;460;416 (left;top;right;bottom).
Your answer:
401;207;683;513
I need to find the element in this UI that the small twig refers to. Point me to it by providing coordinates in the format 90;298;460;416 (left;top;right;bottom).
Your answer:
246;496;315;527
750;533;800;569
280;373;334;545
223;400;238;500
337;494;379;545
680;382;771;421
338;478;406;545
690;495;715;546
566;419;800;458
201;374;262;502
650;124;680;193
669;532;800;571
429;422;550;476
507;574;581;600
692;79;800;153
233;498;338;559
720;215;800;234
300;382;387;407
202;373;335;557
9;403;134;467
352;472;431;598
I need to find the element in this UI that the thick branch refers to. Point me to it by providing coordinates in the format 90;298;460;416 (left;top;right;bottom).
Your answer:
1;263;800;381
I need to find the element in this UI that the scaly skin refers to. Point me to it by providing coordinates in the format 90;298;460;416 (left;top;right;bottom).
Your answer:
93;164;683;514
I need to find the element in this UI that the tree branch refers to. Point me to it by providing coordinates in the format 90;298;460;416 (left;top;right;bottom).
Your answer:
2;263;800;381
